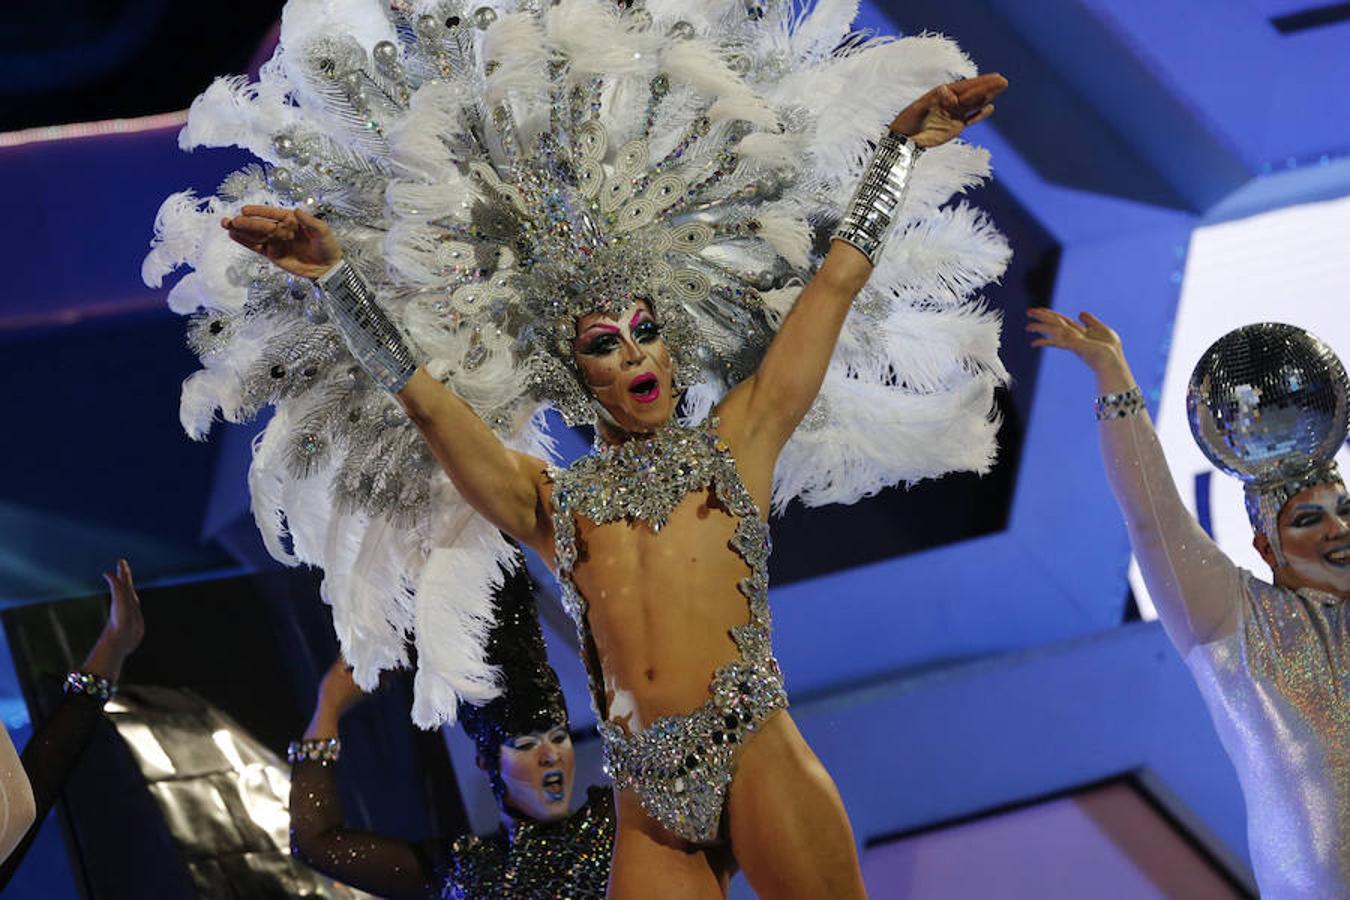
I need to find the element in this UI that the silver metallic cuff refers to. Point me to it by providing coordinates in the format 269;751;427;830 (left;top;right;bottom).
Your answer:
1094;386;1145;421
64;671;116;702
287;737;341;765
832;130;923;264
317;259;417;393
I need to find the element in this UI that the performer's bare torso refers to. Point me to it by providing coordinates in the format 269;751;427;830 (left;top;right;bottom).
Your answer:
562;480;755;732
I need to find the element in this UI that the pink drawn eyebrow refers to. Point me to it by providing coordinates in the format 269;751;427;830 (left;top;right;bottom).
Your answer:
628;309;650;328
579;323;620;337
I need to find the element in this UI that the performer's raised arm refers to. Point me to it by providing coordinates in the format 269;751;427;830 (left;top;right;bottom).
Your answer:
221;208;554;557
722;74;1006;462
1028;308;1242;652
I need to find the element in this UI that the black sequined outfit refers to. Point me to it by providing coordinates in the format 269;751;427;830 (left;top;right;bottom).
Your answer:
444;786;615;899
548;420;788;844
291;760;614;900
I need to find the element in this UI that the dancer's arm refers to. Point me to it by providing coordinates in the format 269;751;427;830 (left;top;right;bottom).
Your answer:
0;560;144;888
289;660;447;900
720;75;1006;462
1028;309;1242;652
221;209;553;556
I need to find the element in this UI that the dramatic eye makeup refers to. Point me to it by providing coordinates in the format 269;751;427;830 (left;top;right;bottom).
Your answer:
576;324;620;356
507;735;540;751
548;727;569;745
1289;507;1323;528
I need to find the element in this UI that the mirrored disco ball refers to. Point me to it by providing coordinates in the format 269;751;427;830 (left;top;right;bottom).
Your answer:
1186;323;1349;483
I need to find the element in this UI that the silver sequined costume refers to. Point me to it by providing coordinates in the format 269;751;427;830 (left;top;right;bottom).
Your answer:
1188;575;1349;897
548;420;786;844
1100;403;1349;897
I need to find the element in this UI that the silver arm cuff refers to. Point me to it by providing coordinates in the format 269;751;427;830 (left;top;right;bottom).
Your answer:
317;259;417;393
832;131;923;265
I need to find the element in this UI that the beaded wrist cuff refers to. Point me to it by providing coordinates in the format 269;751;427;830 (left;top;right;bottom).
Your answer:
832;130;923;264
287;737;341;765
64;671;116;702
1094;386;1145;420
317;260;417;393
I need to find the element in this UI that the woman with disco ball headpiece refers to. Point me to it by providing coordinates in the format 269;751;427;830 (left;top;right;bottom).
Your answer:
1029;308;1350;897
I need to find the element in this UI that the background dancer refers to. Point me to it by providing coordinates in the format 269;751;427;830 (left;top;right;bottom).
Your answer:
1029;308;1350;897
0;560;144;887
290;562;613;898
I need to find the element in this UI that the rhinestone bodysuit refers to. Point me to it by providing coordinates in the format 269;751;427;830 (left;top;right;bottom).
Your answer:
548;420;788;844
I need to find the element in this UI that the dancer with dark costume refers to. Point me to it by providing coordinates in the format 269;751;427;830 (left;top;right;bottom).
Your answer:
150;4;1010;896
290;561;613;898
1029;308;1349;898
0;560;145;887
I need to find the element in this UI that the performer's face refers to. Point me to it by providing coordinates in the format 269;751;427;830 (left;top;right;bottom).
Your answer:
573;299;675;434
1258;482;1350;597
498;724;575;822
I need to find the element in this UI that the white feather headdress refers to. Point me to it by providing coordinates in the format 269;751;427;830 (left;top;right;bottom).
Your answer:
145;0;1009;727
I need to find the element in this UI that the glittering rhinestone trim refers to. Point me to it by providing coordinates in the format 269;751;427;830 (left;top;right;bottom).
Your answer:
317;260;417;393
832;131;922;264
287;737;341;765
1094;385;1145;421
548;419;783;842
600;659;786;844
63;671;116;702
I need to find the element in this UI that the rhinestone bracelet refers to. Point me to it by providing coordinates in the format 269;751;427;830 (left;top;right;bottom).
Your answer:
317;259;417;393
63;671;116;702
832;130;923;265
287;737;341;765
1094;385;1145;421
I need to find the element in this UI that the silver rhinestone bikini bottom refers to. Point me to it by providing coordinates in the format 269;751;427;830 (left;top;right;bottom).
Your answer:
598;656;788;844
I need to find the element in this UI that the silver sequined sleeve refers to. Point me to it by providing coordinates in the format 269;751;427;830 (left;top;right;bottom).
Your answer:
1097;402;1244;649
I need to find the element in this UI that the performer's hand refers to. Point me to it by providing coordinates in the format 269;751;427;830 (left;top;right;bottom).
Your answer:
1026;308;1135;394
220;205;343;280
305;658;367;741
889;73;1007;148
317;659;367;721
81;559;146;682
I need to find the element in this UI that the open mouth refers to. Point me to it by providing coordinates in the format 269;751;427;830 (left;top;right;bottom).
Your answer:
542;770;565;802
627;372;660;404
1324;545;1350;567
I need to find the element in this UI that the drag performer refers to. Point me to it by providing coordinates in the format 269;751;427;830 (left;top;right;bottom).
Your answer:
0;560;145;886
148;3;1009;895
1029;308;1349;897
290;562;614;898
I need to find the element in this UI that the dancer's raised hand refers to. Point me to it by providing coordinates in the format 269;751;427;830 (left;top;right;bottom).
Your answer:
1027;307;1134;392
221;205;343;280
890;73;1007;148
82;559;146;682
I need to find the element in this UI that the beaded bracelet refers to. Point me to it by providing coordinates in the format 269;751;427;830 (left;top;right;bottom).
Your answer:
63;671;116;702
287;737;341;765
1094;385;1145;421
